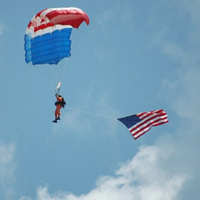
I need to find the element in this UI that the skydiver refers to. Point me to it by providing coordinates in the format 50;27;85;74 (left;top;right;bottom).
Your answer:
53;93;66;123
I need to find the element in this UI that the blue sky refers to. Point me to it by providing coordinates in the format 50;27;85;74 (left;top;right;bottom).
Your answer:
0;0;200;199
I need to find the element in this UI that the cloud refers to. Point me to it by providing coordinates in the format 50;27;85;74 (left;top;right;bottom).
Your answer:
163;67;200;121
92;3;134;61
0;22;6;36
19;197;32;200
175;0;200;25
149;0;200;68
52;107;93;138
0;141;16;200
155;0;200;125
153;2;200;199
94;3;134;29
159;66;200;199
20;2;200;200
52;82;119;138
20;145;187;200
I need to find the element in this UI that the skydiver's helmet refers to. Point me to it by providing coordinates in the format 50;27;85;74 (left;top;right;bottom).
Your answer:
58;94;62;97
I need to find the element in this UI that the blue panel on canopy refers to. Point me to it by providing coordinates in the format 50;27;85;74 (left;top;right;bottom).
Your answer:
24;28;72;65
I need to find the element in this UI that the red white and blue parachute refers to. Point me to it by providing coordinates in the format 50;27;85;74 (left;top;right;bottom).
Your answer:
24;7;89;65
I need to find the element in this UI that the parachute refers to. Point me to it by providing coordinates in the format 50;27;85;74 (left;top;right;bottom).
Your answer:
24;7;89;65
24;7;89;93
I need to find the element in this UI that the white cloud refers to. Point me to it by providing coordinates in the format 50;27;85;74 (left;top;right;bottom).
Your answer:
52;82;119;138
0;22;6;36
158;68;200;199
155;0;200;125
150;0;200;68
153;2;200;199
19;197;32;200
95;3;134;29
20;145;187;200
20;2;200;200
163;67;200;122
52;107;93;138
92;3;134;61
175;0;200;24
0;141;16;200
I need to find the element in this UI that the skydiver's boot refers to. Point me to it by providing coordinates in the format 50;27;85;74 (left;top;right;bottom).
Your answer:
53;119;57;123
57;116;60;120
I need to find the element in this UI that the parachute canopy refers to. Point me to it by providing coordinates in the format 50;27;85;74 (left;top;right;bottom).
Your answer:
24;7;89;65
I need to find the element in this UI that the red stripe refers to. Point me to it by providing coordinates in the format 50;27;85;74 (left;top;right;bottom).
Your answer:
27;7;89;31
133;129;149;140
36;9;48;18
152;119;169;126
34;22;54;32
137;109;165;119
46;10;89;28
132;119;168;140
130;114;167;133
131;117;168;136
131;118;168;139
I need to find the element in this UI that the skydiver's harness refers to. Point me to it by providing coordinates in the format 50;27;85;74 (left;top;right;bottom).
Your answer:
55;98;66;108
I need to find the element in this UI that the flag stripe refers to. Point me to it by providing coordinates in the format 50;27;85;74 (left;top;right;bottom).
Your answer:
134;128;150;140
131;117;168;139
137;109;166;119
130;114;168;133
130;117;168;135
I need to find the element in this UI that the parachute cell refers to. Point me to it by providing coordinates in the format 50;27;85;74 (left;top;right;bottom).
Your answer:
24;7;89;65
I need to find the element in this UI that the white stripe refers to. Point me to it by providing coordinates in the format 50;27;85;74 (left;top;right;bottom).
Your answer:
128;114;166;131
133;126;151;139
136;109;160;116
132;118;168;139
25;25;72;38
138;109;162;119
41;7;82;17
129;115;167;135
151;118;168;126
26;7;82;35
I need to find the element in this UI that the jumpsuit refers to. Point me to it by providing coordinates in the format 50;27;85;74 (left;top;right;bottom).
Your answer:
55;96;63;119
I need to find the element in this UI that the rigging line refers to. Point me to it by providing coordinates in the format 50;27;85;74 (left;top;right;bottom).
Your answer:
60;57;70;83
65;106;117;121
43;66;56;90
56;65;59;85
71;25;87;49
59;26;88;83
49;81;55;91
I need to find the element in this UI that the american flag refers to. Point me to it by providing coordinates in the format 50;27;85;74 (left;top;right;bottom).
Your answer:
118;109;168;140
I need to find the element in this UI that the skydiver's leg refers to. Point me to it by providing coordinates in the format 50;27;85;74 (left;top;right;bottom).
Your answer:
56;108;61;120
55;109;58;119
53;109;58;123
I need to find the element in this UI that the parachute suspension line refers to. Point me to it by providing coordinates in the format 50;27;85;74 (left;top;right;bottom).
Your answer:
55;26;87;92
43;66;57;91
55;64;60;94
65;106;117;121
56;65;59;86
71;26;87;50
60;57;70;83
54;58;69;94
57;26;88;88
